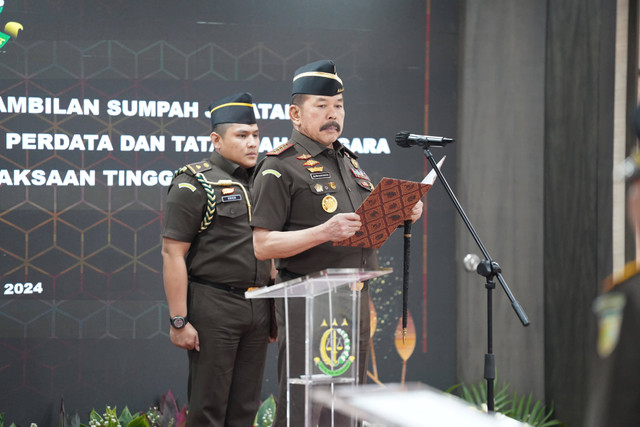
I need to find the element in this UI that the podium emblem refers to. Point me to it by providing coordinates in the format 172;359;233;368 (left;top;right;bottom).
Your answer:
314;319;355;377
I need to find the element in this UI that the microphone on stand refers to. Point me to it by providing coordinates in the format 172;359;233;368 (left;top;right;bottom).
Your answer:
395;131;454;148
463;253;482;273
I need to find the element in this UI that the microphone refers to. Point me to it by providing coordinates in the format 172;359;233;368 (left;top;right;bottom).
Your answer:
395;131;454;148
463;253;481;272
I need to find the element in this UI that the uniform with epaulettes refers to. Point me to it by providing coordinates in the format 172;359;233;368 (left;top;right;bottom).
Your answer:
251;128;378;426
165;154;270;287
162;91;271;427
164;151;272;426
251;128;377;274
585;261;640;426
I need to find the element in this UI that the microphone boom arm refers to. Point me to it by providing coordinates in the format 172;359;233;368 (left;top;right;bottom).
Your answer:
423;148;529;326
422;146;528;414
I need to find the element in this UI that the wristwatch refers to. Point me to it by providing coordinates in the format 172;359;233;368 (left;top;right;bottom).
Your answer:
169;315;188;329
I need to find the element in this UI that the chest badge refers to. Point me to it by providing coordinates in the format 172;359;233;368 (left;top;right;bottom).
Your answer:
350;167;370;180
222;187;235;195
350;157;360;169
296;154;312;160
303;159;320;167
322;195;338;213
308;166;324;173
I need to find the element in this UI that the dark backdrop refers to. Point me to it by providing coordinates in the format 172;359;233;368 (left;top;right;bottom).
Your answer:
0;1;459;424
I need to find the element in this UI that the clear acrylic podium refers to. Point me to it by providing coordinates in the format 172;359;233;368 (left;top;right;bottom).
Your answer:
245;268;392;427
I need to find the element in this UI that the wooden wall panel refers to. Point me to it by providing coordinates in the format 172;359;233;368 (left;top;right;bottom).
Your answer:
457;0;546;400
544;0;615;425
458;0;619;425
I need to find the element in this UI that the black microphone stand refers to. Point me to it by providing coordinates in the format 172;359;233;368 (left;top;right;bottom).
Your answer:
421;146;529;412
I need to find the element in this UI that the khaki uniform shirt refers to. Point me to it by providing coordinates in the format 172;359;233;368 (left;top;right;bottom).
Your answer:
250;129;378;275
163;150;271;288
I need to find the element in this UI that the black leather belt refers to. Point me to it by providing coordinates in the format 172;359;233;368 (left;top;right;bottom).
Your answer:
189;276;260;295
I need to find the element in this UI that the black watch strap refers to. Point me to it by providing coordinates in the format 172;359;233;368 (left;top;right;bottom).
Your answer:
169;315;188;329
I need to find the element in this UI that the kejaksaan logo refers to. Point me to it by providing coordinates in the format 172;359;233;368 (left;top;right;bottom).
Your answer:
0;0;23;49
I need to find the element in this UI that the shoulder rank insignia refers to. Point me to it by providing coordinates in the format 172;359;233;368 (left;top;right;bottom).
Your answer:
343;146;360;161
185;160;213;175
172;162;216;233
266;142;294;156
296;154;312;160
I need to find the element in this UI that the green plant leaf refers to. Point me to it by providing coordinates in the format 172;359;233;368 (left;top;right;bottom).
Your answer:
119;406;134;426
493;383;512;412
513;393;525;419
527;399;543;424
470;383;484;407
89;409;103;422
126;415;151;427
253;394;276;427
444;384;461;394
445;377;562;426
70;414;81;427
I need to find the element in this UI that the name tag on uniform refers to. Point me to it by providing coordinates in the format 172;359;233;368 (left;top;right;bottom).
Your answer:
222;194;242;203
311;172;331;180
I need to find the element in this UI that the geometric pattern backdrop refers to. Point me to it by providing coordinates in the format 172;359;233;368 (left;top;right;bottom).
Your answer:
0;1;456;424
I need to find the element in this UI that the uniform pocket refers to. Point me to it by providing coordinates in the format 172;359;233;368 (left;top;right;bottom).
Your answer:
215;188;248;218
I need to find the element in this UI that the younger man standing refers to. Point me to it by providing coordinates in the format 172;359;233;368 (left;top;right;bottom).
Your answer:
162;92;272;426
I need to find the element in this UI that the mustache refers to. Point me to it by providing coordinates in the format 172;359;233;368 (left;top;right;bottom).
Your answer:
320;121;341;132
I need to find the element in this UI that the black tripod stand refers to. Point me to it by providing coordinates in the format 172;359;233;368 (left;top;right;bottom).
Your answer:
422;146;530;412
